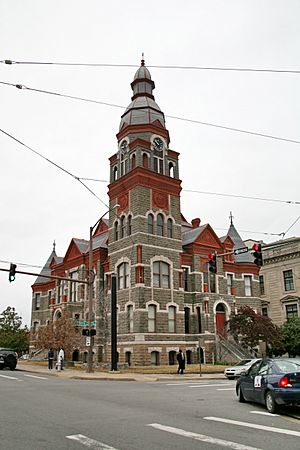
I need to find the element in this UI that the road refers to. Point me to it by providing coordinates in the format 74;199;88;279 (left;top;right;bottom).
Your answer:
0;368;299;450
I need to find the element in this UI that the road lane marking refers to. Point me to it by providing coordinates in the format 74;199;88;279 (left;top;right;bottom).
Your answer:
204;417;300;437
217;388;236;391
250;411;280;417
189;383;231;388
23;374;48;380
66;434;118;449
0;374;21;380
148;423;262;450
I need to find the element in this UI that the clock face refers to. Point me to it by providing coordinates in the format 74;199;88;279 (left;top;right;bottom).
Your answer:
120;140;128;151
153;137;164;151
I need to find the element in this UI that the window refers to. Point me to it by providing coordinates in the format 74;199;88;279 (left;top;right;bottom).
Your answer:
167;218;173;238
35;293;41;310
118;262;129;289
286;304;298;319
148;214;154;234
120;153;128;177
120;216;126;238
169;162;174;178
196;307;202;333
168;306;176;332
113;166;118;181
262;307;268;317
148;305;157;332
33;321;39;333
131;154;136;169
184;307;190;334
209;272;216;293
57;282;63;304
227;274;233;295
142;153;149;168
259;275;265;295
153;261;170;288
182;267;189;291
114;221;119;241
70;272;78;302
244;275;252;297
157;213;164;236
154;156;163;174
283;270;294;291
150;351;159;365
127;215;132;236
127;305;134;333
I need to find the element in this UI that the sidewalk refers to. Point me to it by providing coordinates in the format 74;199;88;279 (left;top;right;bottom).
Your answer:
16;362;226;382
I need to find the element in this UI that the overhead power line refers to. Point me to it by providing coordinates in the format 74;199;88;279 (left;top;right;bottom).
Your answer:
0;128;109;208
1;59;300;74
1;80;300;145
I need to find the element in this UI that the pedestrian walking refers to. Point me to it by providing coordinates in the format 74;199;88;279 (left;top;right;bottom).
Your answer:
48;348;54;370
176;349;185;375
57;347;65;371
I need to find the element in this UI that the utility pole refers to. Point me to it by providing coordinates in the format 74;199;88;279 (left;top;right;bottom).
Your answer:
86;203;119;374
111;273;118;371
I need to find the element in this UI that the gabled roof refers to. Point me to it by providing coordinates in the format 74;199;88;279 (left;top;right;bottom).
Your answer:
182;224;207;246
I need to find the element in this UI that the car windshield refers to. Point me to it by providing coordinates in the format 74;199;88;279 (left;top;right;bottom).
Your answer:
235;359;252;366
275;360;300;373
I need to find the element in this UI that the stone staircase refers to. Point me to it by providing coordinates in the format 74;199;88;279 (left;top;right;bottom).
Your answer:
216;333;254;363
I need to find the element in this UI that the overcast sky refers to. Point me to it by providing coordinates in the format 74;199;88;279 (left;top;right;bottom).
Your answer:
1;0;299;327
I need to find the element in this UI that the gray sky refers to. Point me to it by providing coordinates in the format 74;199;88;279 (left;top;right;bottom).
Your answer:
1;0;299;327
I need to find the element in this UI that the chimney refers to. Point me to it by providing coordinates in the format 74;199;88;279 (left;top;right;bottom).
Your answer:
191;218;201;228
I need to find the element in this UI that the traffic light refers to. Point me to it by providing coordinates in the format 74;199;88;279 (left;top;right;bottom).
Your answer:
208;253;217;274
9;263;17;282
82;329;96;336
252;243;263;267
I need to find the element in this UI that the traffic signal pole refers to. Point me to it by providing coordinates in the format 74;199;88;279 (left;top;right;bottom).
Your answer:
86;224;95;373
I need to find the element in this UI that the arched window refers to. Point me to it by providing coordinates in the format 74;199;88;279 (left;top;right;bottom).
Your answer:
127;215;132;236
142;153;149;168
118;262;129;289
125;351;132;367
157;213;164;236
153;261;170;288
168;306;176;333
120;153;128;177
168;351;176;365
169;162;175;178
127;304;134;333
167;218;173;238
148;213;154;234
120;216;126;238
148;304;157;332
113;166;118;181
131;154;136;169
114;221;119;241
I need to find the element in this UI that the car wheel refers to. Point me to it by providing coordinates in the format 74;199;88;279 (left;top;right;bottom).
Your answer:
227;376;235;380
9;365;16;371
265;391;277;414
238;385;246;403
0;366;3;370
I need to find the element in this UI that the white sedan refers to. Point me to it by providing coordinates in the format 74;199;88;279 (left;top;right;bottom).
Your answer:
224;358;260;379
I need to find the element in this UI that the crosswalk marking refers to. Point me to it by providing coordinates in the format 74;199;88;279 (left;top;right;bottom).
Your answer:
204;417;300;437
148;423;262;450
250;411;279;417
66;434;118;449
23;374;48;380
0;374;20;380
189;383;231;388
217;388;236;391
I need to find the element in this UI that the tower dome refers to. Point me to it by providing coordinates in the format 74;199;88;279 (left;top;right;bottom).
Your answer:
119;58;166;131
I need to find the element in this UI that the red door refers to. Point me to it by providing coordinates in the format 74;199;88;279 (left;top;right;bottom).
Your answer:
216;311;226;337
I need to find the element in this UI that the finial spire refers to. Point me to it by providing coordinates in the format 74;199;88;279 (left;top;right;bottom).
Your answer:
141;52;145;66
229;211;234;226
53;240;56;252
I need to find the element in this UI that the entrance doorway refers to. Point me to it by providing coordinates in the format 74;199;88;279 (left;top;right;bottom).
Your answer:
216;303;226;337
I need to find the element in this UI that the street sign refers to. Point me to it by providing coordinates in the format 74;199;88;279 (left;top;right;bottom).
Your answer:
75;320;96;326
234;247;249;255
86;336;91;346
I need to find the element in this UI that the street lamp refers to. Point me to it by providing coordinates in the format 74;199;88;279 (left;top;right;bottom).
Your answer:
86;203;119;373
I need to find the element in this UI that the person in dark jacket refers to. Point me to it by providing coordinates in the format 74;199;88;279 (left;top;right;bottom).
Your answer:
48;348;54;370
176;349;185;375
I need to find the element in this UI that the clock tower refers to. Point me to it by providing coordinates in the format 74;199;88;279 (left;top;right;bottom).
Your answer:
106;58;185;366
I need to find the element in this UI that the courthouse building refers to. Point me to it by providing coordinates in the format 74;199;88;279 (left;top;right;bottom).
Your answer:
31;59;261;365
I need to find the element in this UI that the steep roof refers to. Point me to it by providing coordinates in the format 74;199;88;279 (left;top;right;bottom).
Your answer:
227;224;254;263
33;249;60;285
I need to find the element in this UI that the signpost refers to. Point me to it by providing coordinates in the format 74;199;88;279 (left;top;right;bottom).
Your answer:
233;247;249;255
